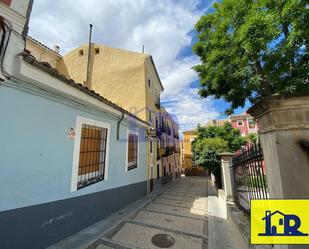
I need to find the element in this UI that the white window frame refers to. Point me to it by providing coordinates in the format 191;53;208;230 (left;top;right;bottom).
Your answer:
126;129;139;172
248;119;255;129
71;116;111;192
237;120;243;126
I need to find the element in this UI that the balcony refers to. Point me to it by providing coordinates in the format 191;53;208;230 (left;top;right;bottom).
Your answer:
162;146;174;157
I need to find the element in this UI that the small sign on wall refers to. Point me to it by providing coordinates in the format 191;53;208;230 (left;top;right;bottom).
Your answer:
68;128;76;139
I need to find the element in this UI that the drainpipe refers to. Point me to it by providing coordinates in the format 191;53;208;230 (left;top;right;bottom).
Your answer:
22;0;34;38
117;112;124;140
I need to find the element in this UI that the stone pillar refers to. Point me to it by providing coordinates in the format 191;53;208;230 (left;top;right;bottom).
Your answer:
248;94;309;249
219;152;235;201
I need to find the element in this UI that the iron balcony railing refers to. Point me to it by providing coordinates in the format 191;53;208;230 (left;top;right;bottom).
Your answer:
230;143;268;215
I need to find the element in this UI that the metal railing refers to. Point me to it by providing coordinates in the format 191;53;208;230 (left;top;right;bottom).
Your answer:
230;143;268;214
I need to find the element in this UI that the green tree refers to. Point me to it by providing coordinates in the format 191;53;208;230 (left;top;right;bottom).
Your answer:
192;137;228;188
192;123;246;187
246;133;258;143
192;137;228;170
196;122;246;152
193;0;309;112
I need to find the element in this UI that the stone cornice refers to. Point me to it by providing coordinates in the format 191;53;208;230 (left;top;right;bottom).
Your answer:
248;93;309;134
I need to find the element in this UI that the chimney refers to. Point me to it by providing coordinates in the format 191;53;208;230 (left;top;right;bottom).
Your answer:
53;45;60;54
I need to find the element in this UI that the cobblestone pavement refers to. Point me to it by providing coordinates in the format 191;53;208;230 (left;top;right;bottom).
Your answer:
89;177;208;249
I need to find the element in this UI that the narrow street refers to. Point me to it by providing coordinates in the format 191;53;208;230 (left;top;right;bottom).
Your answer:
90;177;208;249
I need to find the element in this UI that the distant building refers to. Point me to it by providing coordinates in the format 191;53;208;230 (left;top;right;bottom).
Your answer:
181;113;258;171
230;113;258;136
205;118;228;127
181;129;197;170
158;107;181;183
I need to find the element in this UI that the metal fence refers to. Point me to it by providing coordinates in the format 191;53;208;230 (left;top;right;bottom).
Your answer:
230;143;268;214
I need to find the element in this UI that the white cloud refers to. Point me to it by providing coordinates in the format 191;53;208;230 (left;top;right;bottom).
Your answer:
29;0;216;128
163;88;220;132
29;0;201;59
161;56;199;98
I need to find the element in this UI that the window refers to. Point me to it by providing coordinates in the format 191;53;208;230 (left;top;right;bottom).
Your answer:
78;125;108;189
95;47;100;54
248;119;255;128
148;78;151;88
127;133;138;170
237;120;243;126
79;49;84;56
71;117;110;191
150;139;153;154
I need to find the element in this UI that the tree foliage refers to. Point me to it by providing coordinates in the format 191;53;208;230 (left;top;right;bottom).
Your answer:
192;122;246;182
196;122;246;152
192;137;228;171
246;133;258;143
193;0;309;112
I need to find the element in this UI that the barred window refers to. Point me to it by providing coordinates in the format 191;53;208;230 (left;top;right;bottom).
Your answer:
77;124;108;189
128;133;138;170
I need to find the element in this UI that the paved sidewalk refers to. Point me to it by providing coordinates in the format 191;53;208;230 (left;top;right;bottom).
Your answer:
48;181;175;249
207;180;236;249
92;177;208;249
50;177;235;249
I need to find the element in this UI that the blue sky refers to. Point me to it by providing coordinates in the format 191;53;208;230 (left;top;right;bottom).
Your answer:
29;0;247;131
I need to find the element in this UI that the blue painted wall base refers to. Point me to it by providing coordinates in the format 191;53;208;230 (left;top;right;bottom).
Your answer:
0;181;147;249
